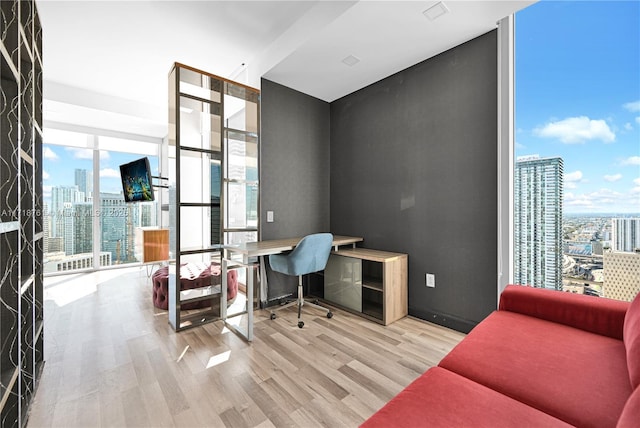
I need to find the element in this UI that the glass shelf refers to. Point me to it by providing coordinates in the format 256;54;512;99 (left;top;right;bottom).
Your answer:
168;63;260;331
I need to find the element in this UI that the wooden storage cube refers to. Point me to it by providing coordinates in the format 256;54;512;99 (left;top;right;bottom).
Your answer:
362;286;383;321
135;228;169;263
324;248;407;325
325;254;362;312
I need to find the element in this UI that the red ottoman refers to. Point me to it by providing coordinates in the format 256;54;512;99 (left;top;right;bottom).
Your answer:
152;262;238;310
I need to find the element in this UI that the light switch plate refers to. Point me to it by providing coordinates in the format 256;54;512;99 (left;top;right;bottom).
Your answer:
426;273;435;287
267;211;274;222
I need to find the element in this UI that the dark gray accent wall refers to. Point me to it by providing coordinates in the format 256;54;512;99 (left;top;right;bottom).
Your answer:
259;79;331;301
260;78;331;240
330;31;498;332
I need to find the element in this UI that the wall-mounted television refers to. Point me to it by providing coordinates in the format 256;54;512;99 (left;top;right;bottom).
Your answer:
119;157;155;202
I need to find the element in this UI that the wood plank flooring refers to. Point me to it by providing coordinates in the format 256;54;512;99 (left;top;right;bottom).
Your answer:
27;266;465;428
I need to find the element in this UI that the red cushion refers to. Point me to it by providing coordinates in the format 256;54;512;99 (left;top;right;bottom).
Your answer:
499;285;628;339
151;263;238;310
439;311;632;428
617;387;640;428
623;291;640;389
360;367;572;428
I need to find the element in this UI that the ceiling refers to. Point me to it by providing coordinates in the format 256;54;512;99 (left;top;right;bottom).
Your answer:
38;0;535;140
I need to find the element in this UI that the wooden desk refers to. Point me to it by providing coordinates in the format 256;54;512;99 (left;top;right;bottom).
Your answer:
221;235;363;342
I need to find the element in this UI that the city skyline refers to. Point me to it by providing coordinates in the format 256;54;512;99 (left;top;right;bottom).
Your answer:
516;1;640;215
42;141;160;205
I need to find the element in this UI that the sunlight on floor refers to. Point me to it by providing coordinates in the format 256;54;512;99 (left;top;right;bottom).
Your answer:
206;350;231;368
44;267;142;307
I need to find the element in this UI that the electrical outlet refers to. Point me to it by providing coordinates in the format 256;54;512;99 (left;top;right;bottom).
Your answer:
426;273;435;288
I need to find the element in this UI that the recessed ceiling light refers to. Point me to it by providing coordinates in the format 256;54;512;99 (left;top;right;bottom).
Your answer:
423;1;449;21
342;55;360;67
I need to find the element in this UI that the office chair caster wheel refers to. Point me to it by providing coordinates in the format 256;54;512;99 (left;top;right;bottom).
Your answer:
270;313;276;320
298;321;304;328
327;312;333;319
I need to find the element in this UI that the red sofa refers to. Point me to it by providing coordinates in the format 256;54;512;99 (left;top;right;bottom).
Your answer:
362;285;640;428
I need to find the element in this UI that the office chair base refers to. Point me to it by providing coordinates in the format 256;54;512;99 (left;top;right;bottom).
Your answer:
269;282;333;327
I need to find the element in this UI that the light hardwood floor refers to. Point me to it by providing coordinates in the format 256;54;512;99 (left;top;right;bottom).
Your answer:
27;266;465;428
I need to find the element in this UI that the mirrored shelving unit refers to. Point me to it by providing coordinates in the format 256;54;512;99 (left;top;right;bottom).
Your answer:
167;63;259;331
0;0;44;426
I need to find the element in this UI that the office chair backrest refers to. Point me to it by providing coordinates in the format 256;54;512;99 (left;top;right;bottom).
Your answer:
271;233;333;277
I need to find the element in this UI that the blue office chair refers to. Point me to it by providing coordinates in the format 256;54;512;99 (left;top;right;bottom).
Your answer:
269;233;334;328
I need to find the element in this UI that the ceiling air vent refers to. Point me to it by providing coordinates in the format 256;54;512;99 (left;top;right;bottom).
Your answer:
342;55;360;67
423;2;449;21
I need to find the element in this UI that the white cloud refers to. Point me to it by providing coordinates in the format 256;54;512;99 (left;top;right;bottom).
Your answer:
623;100;640;112
66;148;110;160
564;171;583;189
565;188;624;208
564;192;593;207
100;168;121;178
603;173;622;182
566;185;640;213
633;178;640;195
636;117;640;125
43;170;50;180
565;170;583;182
622;156;640;166
66;147;93;160
43;147;58;160
624;123;633;131
43;185;52;199
535;116;615;144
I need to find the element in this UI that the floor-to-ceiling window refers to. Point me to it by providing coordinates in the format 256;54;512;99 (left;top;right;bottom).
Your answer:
43;129;161;274
514;1;640;301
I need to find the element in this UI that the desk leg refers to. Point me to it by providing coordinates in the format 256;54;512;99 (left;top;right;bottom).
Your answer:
247;263;254;341
221;257;228;321
222;259;255;343
259;256;268;307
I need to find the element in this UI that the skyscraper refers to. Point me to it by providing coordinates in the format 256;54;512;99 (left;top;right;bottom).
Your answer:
514;156;564;290
91;192;143;264
74;168;92;202
611;218;640;252
50;185;82;242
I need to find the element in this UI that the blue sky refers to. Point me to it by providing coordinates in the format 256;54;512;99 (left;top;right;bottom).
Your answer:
42;129;158;202
42;1;639;214
516;0;640;214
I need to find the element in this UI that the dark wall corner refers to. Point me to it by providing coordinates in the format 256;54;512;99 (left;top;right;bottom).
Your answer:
260;78;331;240
329;31;499;329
